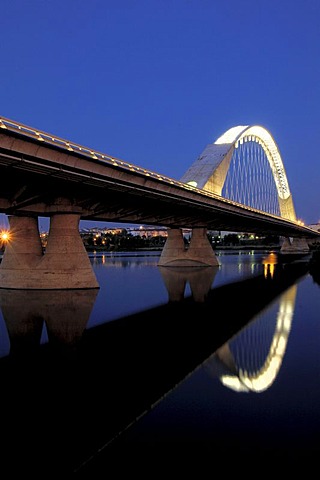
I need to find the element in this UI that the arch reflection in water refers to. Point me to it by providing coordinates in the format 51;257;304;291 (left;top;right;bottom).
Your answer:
0;289;98;356
204;283;297;393
159;265;218;302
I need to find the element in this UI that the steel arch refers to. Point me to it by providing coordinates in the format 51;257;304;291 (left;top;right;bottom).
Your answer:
181;125;296;221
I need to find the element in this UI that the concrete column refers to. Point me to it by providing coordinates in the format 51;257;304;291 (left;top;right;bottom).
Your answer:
158;227;219;267
280;237;310;255
0;216;43;289
158;228;186;266
39;214;99;289
187;228;220;266
0;214;99;290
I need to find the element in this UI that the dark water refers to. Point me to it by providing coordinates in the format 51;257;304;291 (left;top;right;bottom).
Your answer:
0;249;319;474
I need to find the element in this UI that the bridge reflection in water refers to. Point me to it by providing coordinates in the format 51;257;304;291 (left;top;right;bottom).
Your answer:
0;257;309;474
205;283;297;393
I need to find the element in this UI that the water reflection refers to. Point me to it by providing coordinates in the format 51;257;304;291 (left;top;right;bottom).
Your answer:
76;259;310;474
204;283;297;392
90;251;161;268
0;289;98;357
309;253;320;286
159;265;218;302
0;253;312;474
262;251;278;278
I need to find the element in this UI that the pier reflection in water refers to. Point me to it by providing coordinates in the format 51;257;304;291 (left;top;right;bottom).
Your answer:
0;289;98;357
159;265;218;302
0;250;318;474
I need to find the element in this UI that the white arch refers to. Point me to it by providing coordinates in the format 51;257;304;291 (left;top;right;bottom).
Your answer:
181;125;296;221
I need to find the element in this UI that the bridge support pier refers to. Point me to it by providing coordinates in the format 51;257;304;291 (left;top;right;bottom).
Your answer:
158;227;219;267
280;236;310;255
0;214;99;290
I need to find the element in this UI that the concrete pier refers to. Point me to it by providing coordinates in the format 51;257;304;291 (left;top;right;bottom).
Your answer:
280;236;310;255
0;214;99;290
158;227;219;267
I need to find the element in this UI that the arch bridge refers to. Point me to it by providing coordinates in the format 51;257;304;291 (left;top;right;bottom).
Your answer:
0;117;318;289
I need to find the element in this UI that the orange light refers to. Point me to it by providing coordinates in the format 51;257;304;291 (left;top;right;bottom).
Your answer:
262;252;277;279
0;231;10;242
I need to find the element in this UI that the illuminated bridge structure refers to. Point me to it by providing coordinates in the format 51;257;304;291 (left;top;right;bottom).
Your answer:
0;116;318;289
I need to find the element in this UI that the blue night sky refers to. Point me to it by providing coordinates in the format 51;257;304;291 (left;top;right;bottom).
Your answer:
0;0;319;230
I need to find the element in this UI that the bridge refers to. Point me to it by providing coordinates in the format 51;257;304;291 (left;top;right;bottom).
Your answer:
0;116;318;289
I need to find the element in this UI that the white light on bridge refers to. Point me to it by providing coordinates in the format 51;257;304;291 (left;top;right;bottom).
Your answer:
187;181;198;187
35;132;44;141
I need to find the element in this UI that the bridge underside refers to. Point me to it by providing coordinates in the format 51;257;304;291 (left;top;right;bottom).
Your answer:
0;150;314;236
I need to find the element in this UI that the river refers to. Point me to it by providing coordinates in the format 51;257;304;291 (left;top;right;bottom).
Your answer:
0;249;319;475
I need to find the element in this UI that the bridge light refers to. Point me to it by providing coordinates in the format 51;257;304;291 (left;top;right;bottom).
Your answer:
35;132;44;141
0;119;7;129
0;230;10;244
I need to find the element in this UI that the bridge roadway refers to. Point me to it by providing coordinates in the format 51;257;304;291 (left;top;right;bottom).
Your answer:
0;116;319;289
